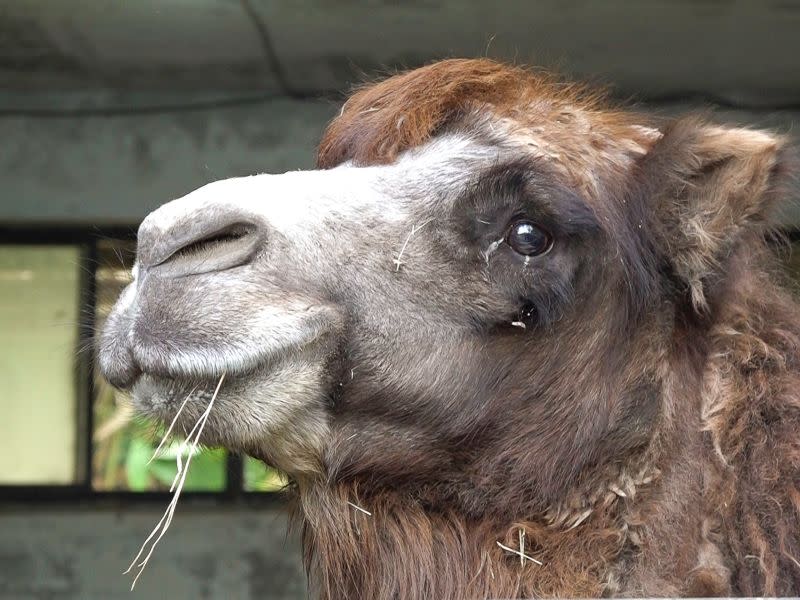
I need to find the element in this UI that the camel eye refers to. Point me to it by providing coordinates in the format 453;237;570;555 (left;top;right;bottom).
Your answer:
506;221;553;256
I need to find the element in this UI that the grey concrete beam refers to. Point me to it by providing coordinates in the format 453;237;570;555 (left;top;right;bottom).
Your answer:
0;0;280;93
207;0;800;105
0;98;338;225
2;1;800;106
0;97;797;227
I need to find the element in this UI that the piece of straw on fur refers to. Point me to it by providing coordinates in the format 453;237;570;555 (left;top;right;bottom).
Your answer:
496;540;543;566
347;501;372;516
393;220;432;271
125;373;225;589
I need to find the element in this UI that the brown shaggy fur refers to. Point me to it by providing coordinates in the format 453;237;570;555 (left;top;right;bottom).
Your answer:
318;59;658;200
292;59;800;598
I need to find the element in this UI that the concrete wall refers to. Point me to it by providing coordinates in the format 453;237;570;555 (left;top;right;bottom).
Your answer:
0;504;306;600
2;0;799;226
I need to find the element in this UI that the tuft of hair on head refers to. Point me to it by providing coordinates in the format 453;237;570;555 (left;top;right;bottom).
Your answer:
316;58;610;169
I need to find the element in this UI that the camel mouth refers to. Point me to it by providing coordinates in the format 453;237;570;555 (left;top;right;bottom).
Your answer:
125;329;323;408
125;340;332;461
134;371;225;398
131;373;222;416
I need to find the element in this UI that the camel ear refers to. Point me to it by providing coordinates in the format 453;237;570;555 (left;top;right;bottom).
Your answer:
642;118;794;311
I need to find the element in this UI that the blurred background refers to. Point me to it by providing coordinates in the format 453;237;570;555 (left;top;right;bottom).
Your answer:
1;1;799;598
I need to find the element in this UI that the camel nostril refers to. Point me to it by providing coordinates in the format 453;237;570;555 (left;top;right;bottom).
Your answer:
168;223;255;263
159;222;261;276
138;217;264;277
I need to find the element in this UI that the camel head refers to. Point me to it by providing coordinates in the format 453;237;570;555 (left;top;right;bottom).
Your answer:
99;59;798;597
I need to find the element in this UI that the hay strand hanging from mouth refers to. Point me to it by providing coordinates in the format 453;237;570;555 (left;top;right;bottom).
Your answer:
125;373;226;589
147;386;196;465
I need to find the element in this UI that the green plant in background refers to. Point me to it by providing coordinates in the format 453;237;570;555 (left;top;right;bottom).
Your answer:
93;381;286;492
244;456;288;492
125;438;227;491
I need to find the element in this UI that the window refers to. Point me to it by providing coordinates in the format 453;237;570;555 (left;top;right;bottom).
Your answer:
0;245;82;484
0;231;284;499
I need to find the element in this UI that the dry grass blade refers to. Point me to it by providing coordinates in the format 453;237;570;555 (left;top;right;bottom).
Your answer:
393;219;432;271
346;501;372;516
496;541;543;566
167;394;216;493
125;373;226;589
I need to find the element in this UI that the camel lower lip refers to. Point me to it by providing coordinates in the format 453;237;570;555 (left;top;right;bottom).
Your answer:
131;373;225;410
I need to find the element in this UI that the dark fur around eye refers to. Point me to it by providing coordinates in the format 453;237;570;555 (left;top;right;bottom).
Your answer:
459;160;601;245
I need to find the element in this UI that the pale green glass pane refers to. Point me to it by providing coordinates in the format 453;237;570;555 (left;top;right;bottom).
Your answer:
92;239;226;491
0;246;80;484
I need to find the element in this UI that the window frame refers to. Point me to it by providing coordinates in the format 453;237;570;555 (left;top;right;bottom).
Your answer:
0;226;281;506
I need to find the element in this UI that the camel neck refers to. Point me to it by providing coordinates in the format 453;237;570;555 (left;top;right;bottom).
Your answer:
295;468;706;600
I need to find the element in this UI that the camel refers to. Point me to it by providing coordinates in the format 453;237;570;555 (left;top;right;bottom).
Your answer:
99;59;800;598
